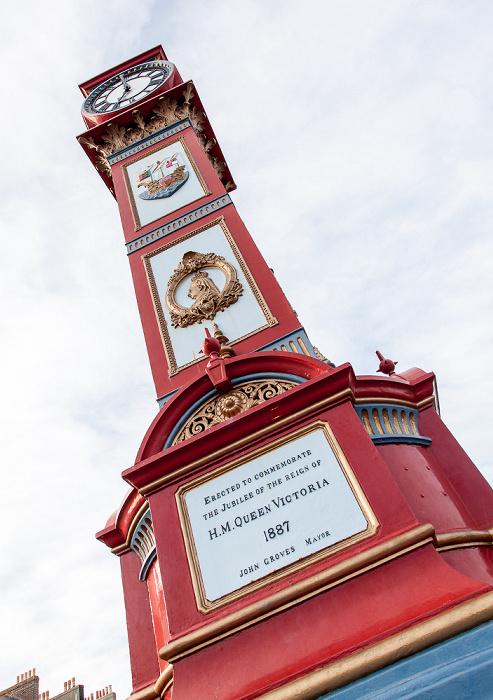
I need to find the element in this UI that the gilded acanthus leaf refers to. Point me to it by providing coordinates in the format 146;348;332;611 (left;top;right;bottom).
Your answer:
209;156;226;180
101;123;128;153
201;137;216;154
79;137;112;176
182;82;194;107
132;110;146;131
188;106;206;133
95;153;112;177
78;136;99;151
80;82;231;185
152;96;187;127
124;110;150;143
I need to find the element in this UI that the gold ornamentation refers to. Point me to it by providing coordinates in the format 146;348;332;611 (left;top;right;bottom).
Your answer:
165;251;243;328
361;409;374;435
212;322;235;358
142;217;278;376
359;404;421;438
78;136;112;178
78;83;229;185
313;346;334;364
215;391;252;419
122;136;210;230
172;379;296;444
372;408;385;434
141;389;355;495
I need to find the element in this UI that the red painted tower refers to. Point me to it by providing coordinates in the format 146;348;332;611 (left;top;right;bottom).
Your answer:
79;47;493;700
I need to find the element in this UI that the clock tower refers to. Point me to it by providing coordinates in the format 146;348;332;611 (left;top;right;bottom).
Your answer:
79;47;493;700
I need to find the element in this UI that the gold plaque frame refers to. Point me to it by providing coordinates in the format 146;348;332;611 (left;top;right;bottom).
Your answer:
143;217;277;376
122;136;211;231
176;421;379;612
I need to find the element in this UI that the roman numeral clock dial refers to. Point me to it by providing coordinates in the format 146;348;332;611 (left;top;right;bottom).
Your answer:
82;60;174;121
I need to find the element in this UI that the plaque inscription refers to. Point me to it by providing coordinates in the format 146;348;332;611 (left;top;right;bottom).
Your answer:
178;423;378;606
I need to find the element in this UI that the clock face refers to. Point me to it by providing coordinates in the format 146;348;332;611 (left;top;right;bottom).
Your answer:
82;60;174;117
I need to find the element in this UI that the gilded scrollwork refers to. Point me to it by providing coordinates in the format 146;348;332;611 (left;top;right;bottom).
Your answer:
172;379;296;444
78;82;229;185
165;251;243;328
78;136;113;178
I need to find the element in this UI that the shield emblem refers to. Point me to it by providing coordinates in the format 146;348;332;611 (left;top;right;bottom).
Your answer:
135;153;189;200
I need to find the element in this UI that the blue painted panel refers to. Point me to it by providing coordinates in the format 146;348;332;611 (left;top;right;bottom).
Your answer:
318;620;493;699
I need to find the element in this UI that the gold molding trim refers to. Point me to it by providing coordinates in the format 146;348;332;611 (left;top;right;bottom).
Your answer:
122;136;211;231
176;422;380;611
139;388;354;495
142;217;277;377
353;395;436;410
255;590;493;699
435;528;493;552
125;666;173;700
159;523;435;662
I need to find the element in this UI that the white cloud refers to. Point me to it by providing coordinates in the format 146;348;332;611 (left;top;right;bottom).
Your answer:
1;2;492;699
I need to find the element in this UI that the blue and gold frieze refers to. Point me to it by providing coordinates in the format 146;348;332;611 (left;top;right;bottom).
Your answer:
125;194;232;255
355;403;432;446
130;508;156;581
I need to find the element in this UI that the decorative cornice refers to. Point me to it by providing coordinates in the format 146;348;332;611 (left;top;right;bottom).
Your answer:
78;82;234;190
136;387;354;495
354;402;432;446
159;524;435;662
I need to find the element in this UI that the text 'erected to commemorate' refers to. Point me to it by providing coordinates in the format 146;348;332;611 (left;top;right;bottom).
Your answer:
183;427;371;602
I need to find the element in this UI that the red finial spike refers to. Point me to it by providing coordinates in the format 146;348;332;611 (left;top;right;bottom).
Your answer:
200;328;233;393
200;327;221;359
376;350;397;376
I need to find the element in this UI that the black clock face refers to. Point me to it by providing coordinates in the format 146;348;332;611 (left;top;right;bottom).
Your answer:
82;61;174;116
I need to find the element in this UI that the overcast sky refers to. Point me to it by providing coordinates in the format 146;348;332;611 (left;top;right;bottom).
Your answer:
1;2;492;699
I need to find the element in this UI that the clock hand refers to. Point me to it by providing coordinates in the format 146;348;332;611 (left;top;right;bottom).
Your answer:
112;73;132;109
118;72;131;92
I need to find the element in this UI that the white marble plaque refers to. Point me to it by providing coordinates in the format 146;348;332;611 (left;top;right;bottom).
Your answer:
123;138;209;229
180;425;376;603
144;221;275;372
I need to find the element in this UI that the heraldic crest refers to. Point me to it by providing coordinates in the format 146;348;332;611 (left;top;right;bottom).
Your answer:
165;251;243;328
